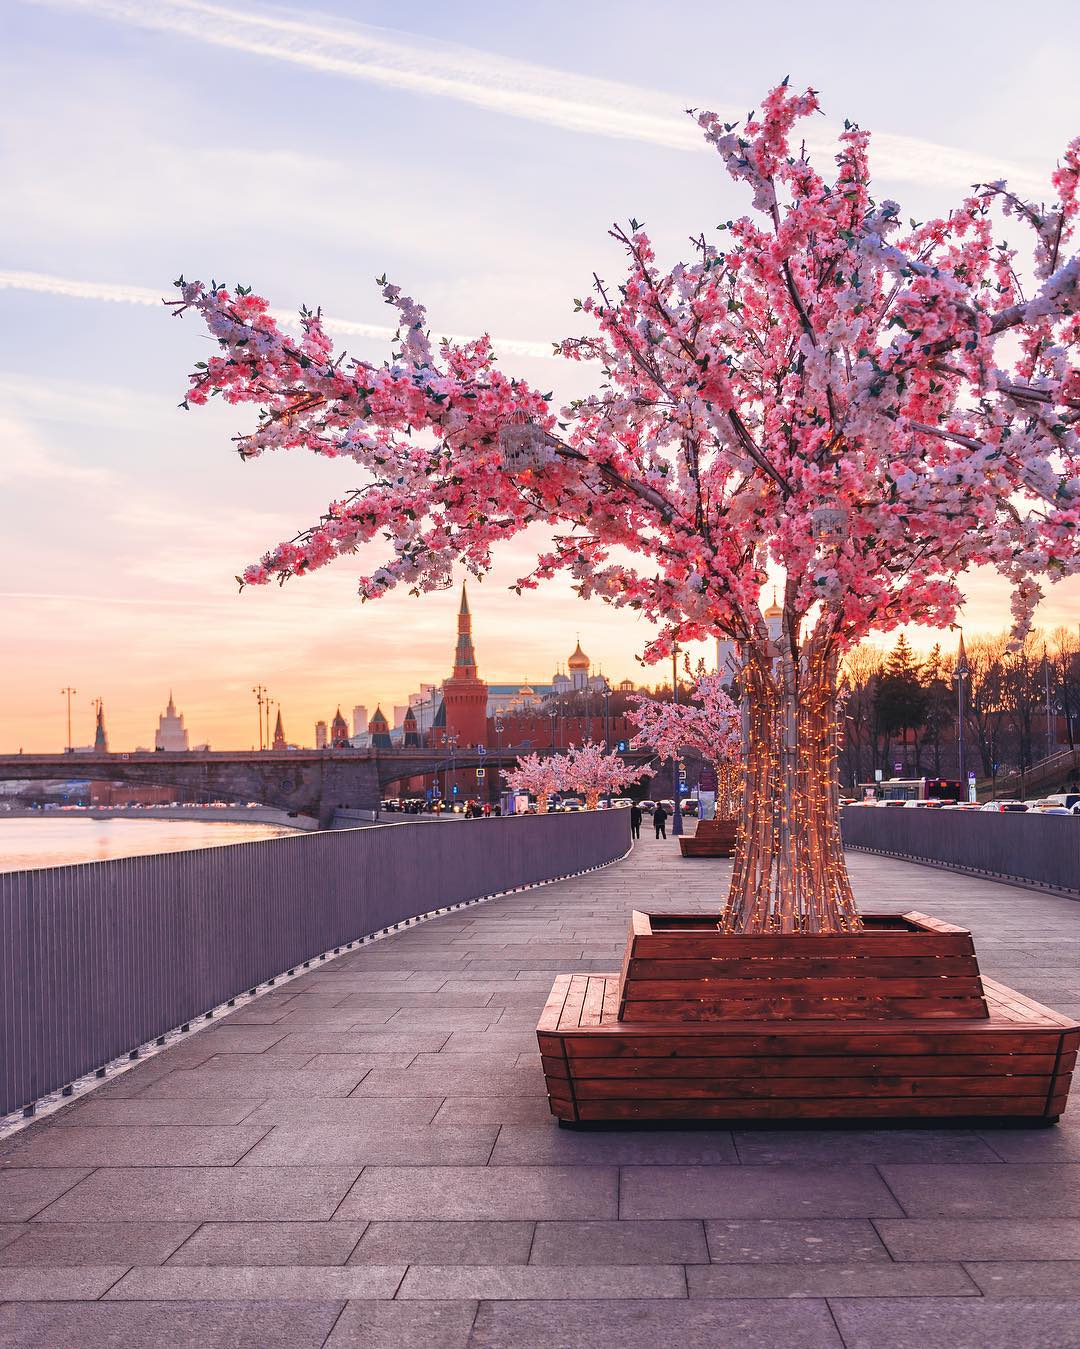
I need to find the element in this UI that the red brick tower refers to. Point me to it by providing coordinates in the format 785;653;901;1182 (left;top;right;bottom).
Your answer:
440;583;489;749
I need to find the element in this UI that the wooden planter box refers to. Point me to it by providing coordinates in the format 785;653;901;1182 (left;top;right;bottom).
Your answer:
678;819;738;858
537;911;1078;1124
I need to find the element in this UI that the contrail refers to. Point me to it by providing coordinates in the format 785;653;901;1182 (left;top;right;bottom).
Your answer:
0;269;559;360
27;0;1049;192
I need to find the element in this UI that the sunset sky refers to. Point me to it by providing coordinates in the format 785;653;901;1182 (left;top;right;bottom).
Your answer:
3;0;1079;752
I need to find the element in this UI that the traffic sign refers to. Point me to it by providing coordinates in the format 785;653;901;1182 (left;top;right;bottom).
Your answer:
893;763;902;773
476;768;486;779
967;770;976;780
477;745;487;756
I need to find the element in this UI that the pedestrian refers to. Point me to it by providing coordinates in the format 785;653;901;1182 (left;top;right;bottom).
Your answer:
654;803;668;839
630;803;643;840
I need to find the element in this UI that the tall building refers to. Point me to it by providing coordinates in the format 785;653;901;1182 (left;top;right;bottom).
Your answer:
315;720;328;749
439;583;488;748
154;692;190;751
272;709;287;750
352;705;368;738
369;706;392;749
93;700;108;753
330;707;350;748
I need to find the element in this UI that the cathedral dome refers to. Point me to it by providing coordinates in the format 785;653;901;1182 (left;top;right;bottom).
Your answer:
568;641;589;670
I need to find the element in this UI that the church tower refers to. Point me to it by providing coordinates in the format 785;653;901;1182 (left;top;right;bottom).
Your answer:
440;583;489;748
272;708;286;750
93;699;108;753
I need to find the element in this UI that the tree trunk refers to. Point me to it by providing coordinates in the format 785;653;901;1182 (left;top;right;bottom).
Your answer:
722;643;861;934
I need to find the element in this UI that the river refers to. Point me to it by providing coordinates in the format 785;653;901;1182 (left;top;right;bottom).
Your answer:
0;816;299;873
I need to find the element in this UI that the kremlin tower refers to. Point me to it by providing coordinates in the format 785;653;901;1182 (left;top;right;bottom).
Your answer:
272;708;287;750
330;707;350;748
369;706;392;749
93;700;108;753
439;584;489;748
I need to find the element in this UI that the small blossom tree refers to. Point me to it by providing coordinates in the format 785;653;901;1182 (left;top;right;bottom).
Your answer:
505;752;563;814
171;83;1079;933
563;740;649;809
629;672;743;817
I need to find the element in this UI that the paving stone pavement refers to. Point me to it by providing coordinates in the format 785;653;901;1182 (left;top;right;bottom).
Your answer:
1;839;1079;1348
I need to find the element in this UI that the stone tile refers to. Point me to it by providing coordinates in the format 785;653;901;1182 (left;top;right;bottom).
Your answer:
169;1221;367;1265
2;1125;268;1168
350;1067;543;1097
409;1052;525;1071
687;1261;976;1297
274;1009;396;1027
324;1300;478;1348
34;1167;360;1222
239;1125;497;1167
829;1299;1080;1349
875;1217;1080;1260
491;1125;737;1166
962;1260;1080;1297
0;1299;344;1348
242;1098;444;1128
333;991;496;1007
705;1219;889;1263
382;1009;505;1029
350;1220;533;1266
469;1298;844;1348
878;1164;1080;1217
0;1169;91;1222
0;1265;129;1299
0;1221;195;1266
0;1223;28;1251
531;1219;708;1265
173;1028;288;1054
441;1032;539;1054
336;1166;618;1220
56;1099;263;1127
621;1164;903;1219
432;1097;556;1126
273;1031;449;1055
199;1053;321;1070
733;1129;1002;1165
142;1068;370;1098
104;1263;404;1299
977;1123;1080;1163
398;1263;686;1298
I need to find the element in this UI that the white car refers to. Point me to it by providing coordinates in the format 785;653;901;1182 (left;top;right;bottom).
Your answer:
980;800;1028;812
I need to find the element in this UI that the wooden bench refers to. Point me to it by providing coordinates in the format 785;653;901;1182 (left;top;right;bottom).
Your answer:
538;911;1078;1123
678;818;738;858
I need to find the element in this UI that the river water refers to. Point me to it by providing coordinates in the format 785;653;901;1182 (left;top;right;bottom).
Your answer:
0;817;298;873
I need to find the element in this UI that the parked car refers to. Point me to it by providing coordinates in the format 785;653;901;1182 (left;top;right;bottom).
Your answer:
682;798;699;816
980;800;1029;812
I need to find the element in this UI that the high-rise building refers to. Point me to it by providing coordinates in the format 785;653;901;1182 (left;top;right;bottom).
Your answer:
315;720;328;749
439;584;488;748
154;692;190;751
352;705;368;737
272;709;287;750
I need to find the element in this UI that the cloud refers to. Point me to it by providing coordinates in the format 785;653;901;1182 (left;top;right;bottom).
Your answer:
26;0;1050;193
0;269;558;360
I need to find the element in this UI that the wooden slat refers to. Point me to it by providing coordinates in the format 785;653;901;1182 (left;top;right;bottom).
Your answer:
560;1053;1058;1080
629;934;974;959
563;1023;1067;1056
627;956;981;979
618;997;987;1021
557;975;588;1033
574;1096;1052;1121
580;976;607;1030
621;977;986;1000
571;1074;1052;1101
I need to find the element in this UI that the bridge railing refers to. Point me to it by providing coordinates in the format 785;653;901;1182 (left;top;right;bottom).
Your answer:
842;804;1080;895
0;810;630;1119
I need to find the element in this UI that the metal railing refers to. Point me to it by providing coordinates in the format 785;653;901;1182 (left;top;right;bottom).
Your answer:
0;811;630;1117
842;805;1079;895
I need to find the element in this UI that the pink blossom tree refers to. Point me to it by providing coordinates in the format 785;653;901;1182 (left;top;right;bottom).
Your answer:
563;740;649;810
628;672;742;816
505;752;563;814
170;82;1079;932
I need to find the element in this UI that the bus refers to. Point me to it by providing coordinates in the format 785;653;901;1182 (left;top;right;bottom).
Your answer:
858;777;964;803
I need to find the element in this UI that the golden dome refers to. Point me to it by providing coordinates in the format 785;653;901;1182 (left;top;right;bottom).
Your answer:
567;640;589;669
763;589;783;619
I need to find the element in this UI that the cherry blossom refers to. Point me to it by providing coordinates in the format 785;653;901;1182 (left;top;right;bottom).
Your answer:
562;740;649;810
170;84;1079;931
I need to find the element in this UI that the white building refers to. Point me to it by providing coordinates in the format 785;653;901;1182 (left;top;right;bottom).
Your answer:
352;705;368;738
315;720;328;749
154;692;190;751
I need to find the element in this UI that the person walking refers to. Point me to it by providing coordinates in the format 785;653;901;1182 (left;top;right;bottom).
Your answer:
630;803;643;841
654;803;669;840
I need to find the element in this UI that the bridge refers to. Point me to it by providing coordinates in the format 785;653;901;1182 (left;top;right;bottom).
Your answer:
0;746;655;827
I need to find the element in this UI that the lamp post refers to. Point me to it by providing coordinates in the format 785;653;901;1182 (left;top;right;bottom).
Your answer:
1044;644;1054;757
953;631;969;799
59;686;76;752
252;685;267;751
671;647;684;838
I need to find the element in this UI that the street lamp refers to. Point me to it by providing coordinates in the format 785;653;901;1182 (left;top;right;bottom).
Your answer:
671;647;684;838
953;630;969;798
59;686;77;752
252;685;267;751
